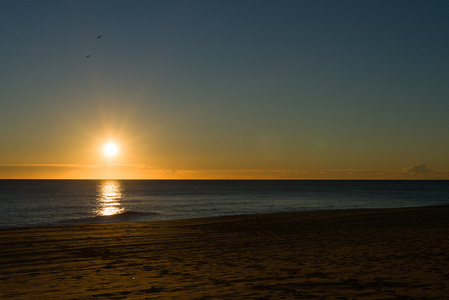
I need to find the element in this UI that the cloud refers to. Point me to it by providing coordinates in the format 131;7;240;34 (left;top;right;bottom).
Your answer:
0;164;164;179
402;164;434;176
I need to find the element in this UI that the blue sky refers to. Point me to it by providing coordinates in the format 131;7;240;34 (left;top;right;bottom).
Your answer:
1;0;449;178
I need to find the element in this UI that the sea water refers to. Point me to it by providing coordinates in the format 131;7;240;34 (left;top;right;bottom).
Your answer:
1;180;448;229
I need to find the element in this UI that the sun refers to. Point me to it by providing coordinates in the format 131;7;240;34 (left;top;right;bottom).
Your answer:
104;143;118;157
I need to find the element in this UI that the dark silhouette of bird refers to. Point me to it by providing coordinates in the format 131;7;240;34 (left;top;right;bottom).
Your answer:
85;55;90;58
97;35;102;39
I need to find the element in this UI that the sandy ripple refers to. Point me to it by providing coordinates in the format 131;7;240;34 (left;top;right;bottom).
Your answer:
1;206;449;299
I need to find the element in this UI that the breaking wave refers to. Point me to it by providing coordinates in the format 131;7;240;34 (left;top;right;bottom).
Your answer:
60;211;160;225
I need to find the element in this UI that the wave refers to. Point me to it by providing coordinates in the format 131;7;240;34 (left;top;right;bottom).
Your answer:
59;211;160;225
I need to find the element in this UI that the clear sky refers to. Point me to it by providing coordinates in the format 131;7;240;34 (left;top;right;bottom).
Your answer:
1;0;449;179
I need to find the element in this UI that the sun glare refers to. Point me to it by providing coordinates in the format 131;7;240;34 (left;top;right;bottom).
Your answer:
104;143;118;157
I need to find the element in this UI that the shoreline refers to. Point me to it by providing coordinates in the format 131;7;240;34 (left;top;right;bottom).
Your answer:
2;205;449;298
3;203;449;231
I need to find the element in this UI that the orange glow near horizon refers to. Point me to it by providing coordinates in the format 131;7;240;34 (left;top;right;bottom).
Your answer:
1;164;448;180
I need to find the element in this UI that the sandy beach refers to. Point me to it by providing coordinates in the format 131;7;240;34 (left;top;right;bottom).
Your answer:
1;206;449;299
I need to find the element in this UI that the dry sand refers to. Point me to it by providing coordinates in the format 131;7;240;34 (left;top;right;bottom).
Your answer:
1;206;449;299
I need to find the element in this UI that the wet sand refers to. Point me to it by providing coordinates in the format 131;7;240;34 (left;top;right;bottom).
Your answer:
1;205;449;299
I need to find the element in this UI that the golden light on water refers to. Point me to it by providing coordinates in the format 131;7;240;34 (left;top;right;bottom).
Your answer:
97;181;124;216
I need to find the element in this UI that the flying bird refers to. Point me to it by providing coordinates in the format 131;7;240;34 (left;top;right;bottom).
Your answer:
84;36;102;58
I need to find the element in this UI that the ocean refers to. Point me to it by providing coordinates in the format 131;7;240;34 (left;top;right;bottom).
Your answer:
1;180;448;229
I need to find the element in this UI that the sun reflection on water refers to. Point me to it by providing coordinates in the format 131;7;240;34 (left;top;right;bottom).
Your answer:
97;181;125;216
